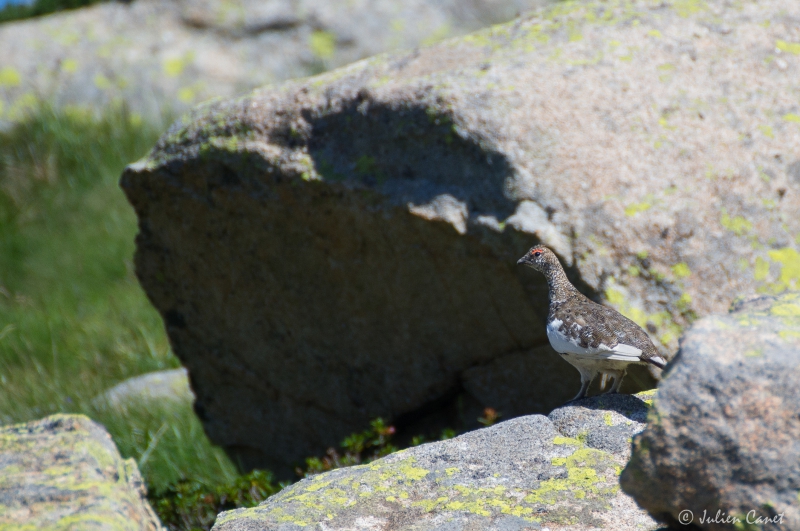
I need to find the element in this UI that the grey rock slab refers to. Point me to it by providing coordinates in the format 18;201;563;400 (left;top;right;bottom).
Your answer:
122;0;800;475
92;368;195;410
214;396;657;531
0;414;163;531
0;0;555;126
621;291;800;530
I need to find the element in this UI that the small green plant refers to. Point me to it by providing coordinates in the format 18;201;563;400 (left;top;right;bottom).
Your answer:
300;418;399;476
411;427;458;446
151;470;282;531
477;407;502;427
152;418;462;530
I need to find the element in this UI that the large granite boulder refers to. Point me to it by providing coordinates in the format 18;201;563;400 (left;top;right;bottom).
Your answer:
213;393;657;531
0;0;553;125
121;0;800;475
621;291;800;530
0;414;163;531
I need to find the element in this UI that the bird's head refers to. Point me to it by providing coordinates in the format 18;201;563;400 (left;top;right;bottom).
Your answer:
517;245;559;273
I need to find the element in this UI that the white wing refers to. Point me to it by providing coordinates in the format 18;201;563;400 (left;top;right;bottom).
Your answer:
593;342;643;362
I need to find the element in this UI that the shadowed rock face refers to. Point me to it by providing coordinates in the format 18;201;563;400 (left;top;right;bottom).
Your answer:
621;292;800;530
212;393;658;531
123;0;800;476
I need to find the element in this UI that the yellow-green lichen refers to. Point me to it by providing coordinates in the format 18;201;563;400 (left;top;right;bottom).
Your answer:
62;58;78;73
672;0;708;17
305;479;332;492
163;52;195;77
755;256;770;280
624;202;651;216
771;303;800;317
671;262;691;278
421;24;451;46
721;210;752;236
0;67;21;87
605;286;683;346
524;448;614;505
767;248;800;290
776;40;800;55
553;436;581;446
636;389;656;406
309;31;337;60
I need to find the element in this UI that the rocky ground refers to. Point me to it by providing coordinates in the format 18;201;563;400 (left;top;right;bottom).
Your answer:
6;290;800;529
213;392;657;531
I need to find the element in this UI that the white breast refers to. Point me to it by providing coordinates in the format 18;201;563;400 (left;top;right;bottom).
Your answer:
546;319;586;355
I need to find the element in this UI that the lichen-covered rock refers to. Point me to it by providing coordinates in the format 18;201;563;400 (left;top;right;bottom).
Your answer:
621;291;800;530
213;394;656;531
548;391;652;460
122;0;800;475
0;414;163;531
0;0;553;125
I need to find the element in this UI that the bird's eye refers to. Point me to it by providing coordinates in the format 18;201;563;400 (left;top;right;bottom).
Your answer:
533;251;542;257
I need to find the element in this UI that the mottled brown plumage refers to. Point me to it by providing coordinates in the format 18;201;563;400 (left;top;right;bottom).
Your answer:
518;245;666;401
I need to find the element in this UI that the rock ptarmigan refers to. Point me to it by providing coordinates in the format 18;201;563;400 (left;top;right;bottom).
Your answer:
517;245;666;401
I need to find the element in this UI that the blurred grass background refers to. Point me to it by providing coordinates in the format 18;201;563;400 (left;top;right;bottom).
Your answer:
0;105;241;493
0;102;468;531
0;0;107;24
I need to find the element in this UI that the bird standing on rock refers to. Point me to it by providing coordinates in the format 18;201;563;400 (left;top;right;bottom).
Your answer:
517;245;666;402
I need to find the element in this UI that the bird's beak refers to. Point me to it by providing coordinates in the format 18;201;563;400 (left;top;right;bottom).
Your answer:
517;255;530;266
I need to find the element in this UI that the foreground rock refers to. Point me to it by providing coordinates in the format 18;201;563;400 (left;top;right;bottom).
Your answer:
122;0;800;474
0;0;552;125
214;394;656;531
621;292;800;530
0;414;162;531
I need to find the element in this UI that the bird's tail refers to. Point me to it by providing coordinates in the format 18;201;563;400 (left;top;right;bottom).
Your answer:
645;355;667;370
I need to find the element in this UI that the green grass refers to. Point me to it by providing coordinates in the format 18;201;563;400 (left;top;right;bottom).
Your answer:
0;104;240;491
0;105;473;531
0;0;109;24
